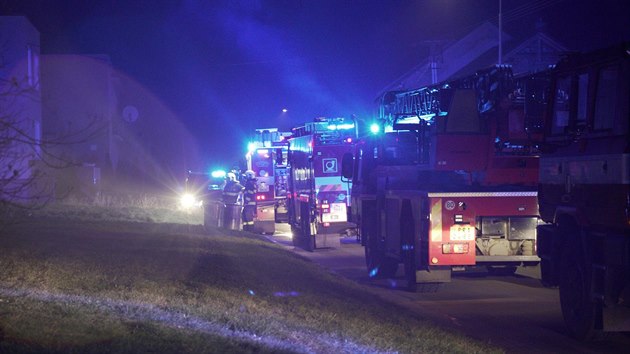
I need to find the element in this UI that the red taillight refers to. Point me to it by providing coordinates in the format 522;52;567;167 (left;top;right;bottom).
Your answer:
256;195;266;201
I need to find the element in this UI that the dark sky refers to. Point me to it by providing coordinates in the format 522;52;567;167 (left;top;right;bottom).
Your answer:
2;0;629;167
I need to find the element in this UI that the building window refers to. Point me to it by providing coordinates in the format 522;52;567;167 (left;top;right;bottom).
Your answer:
27;44;40;90
576;73;589;130
551;76;571;135
593;66;618;131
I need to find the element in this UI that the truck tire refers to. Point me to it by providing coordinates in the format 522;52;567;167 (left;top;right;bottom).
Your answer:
290;224;300;246
401;205;417;292
364;242;397;278
304;221;316;251
559;238;597;340
300;202;315;252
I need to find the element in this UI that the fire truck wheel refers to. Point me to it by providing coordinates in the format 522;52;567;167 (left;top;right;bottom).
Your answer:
364;243;397;278
559;240;596;340
401;214;417;292
298;203;315;251
302;219;315;252
290;225;300;246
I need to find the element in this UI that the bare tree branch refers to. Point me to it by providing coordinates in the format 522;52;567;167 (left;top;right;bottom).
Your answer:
1;66;104;232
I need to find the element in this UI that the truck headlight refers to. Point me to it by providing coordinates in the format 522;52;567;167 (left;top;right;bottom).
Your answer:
180;193;197;209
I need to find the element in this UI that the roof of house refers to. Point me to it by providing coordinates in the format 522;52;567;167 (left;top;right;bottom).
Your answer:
379;22;568;97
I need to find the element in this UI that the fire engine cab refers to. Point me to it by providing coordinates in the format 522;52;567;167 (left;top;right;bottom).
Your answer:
286;117;356;251
536;43;630;339
246;128;291;234
343;65;547;290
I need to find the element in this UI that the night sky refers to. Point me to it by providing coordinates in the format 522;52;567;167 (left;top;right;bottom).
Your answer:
2;0;629;167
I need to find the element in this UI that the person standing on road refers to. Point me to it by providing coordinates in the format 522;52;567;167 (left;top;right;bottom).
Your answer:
222;172;244;205
242;170;257;232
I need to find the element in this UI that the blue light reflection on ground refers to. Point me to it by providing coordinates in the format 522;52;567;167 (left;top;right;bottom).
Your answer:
273;291;300;297
247;289;300;297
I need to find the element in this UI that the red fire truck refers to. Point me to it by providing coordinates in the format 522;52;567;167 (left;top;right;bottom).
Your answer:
286;117;356;251
342;66;548;290
536;43;630;339
246;128;291;234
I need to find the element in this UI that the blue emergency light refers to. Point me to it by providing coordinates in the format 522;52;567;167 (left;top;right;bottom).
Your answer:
211;170;226;178
370;123;380;134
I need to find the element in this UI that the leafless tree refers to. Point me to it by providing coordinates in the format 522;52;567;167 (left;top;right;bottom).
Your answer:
1;67;105;231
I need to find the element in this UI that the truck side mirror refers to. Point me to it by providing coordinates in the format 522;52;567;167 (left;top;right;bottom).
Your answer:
341;152;354;180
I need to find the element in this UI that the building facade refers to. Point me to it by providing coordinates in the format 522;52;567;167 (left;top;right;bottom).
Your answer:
0;16;43;202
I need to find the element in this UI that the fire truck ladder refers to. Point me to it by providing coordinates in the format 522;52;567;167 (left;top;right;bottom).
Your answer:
380;65;515;128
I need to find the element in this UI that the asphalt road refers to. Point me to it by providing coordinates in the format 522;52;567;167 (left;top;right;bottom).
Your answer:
266;224;630;354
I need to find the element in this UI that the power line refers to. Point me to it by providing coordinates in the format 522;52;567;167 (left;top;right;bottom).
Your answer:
453;0;566;37
502;0;565;23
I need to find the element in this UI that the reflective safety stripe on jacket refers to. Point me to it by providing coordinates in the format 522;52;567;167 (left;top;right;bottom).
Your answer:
222;181;244;204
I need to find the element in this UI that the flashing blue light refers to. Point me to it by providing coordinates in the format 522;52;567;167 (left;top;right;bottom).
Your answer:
369;123;380;134
247;142;256;153
327;123;355;131
337;123;355;130
211;170;226;178
248;289;255;296
369;267;379;278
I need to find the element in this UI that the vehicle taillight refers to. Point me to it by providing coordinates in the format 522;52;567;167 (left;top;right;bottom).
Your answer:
256;195;266;201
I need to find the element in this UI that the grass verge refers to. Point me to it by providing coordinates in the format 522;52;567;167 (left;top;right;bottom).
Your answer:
0;204;501;353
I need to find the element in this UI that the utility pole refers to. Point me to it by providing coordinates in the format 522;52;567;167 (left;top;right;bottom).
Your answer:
499;0;503;65
425;40;445;84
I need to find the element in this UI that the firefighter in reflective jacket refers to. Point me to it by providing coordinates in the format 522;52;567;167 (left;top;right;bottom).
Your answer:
242;170;257;231
222;172;244;205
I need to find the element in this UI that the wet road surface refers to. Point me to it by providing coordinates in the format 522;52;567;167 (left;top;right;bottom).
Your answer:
265;224;630;354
